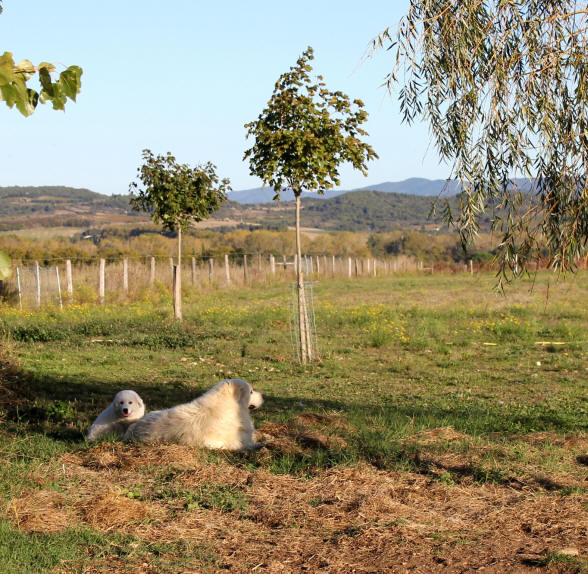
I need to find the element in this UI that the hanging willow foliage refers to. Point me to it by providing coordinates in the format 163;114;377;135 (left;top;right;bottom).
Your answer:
374;0;587;284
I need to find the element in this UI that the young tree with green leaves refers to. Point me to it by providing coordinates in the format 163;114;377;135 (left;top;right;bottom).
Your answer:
373;0;587;286
244;46;377;363
129;149;230;320
0;2;82;116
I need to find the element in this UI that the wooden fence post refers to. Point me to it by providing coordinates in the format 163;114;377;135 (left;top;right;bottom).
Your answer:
16;266;22;310
243;254;248;283
34;261;41;308
99;258;105;304
270;254;275;275
150;257;155;285
55;266;63;309
173;264;182;321
208;258;214;283
191;257;196;285
224;254;231;285
123;258;129;293
348;257;352;278
66;259;73;302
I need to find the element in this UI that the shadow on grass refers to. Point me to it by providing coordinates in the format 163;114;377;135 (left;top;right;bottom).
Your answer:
1;363;208;442
0;365;582;492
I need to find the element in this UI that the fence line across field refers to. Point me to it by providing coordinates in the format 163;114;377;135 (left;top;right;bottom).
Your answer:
5;253;468;309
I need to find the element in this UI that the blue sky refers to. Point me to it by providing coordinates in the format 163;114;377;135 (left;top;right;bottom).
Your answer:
1;1;448;197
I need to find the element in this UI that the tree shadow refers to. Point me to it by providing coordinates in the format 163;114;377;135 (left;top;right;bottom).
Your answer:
1;363;215;442
0;363;581;493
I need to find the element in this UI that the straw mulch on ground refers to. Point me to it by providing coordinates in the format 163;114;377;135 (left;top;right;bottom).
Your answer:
5;421;588;573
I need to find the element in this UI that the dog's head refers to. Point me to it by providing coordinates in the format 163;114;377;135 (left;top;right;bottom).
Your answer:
221;379;264;411
112;390;145;421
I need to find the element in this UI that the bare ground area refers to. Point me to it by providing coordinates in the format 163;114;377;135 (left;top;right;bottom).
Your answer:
5;420;587;573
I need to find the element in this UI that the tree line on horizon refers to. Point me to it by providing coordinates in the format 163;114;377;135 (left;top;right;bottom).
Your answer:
0;225;497;268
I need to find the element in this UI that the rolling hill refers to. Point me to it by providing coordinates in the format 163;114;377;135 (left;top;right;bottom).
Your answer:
215;190;457;232
226;178;460;204
0;186;143;231
0;180;500;234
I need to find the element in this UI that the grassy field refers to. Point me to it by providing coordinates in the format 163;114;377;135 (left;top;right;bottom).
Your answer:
0;272;587;573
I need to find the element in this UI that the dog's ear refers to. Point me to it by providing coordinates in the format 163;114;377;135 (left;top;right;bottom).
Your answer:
221;380;233;393
233;380;251;405
219;379;250;404
136;395;144;408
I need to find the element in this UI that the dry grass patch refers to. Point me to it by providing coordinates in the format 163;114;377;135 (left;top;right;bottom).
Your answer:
78;443;202;472
4;432;587;573
257;412;349;454
79;490;166;533
7;490;72;534
408;425;469;445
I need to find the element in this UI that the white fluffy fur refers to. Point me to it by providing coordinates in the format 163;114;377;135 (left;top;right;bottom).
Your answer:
87;390;145;441
123;379;263;451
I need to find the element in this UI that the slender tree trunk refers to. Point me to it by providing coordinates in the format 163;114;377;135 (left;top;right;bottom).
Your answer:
295;193;312;363
174;226;182;321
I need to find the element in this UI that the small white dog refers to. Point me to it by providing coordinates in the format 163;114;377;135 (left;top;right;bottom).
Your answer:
87;390;145;442
123;379;263;451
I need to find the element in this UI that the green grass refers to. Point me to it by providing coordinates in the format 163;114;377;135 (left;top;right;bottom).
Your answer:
0;271;587;571
152;483;248;513
0;521;219;573
2;272;587;444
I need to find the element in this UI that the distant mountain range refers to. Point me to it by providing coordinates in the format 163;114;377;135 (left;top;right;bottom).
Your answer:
0;178;533;233
228;178;461;204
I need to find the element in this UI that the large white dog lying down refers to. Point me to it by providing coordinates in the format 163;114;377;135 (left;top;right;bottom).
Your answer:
87;390;145;441
124;379;264;451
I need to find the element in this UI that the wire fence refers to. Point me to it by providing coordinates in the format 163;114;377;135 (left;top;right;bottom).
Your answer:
0;253;479;310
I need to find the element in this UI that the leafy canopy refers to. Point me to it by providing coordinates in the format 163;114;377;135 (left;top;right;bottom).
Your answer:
0;2;82;116
374;0;587;281
244;46;378;199
129;149;230;231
